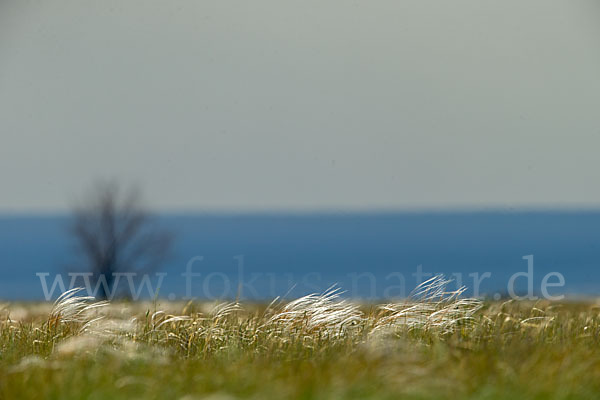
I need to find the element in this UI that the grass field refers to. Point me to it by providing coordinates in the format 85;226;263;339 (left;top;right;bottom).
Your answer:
1;278;600;400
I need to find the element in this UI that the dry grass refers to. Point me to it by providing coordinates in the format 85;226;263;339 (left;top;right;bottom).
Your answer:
1;277;600;399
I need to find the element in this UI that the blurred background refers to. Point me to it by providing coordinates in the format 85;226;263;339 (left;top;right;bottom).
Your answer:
1;0;600;300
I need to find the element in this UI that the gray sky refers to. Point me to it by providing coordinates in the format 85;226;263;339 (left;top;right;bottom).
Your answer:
1;0;599;212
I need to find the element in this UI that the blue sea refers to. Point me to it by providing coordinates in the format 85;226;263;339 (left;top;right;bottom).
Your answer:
2;212;600;300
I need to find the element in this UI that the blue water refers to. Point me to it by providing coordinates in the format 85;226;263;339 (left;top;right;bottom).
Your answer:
2;212;600;300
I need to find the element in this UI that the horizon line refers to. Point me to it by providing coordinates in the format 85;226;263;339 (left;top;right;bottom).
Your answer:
4;205;600;218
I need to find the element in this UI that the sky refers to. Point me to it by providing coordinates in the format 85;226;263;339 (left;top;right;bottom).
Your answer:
1;0;599;213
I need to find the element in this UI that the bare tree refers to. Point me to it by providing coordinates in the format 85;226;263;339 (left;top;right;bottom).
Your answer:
69;181;172;300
